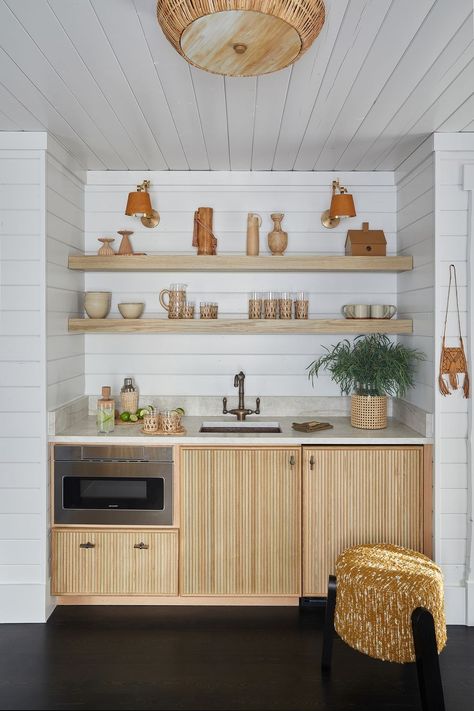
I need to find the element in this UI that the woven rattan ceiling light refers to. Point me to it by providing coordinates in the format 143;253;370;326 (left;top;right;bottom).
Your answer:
156;0;325;77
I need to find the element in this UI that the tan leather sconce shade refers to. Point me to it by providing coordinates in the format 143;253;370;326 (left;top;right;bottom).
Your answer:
329;192;356;219
321;179;357;229
125;190;152;217
125;180;160;228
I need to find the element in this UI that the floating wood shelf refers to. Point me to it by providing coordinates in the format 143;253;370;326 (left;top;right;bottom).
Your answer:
68;255;413;272
68;318;413;335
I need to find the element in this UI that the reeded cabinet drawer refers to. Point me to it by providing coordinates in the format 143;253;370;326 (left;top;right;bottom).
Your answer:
52;528;178;595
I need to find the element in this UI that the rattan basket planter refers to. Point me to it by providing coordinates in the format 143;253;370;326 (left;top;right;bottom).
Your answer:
156;0;325;77
351;394;387;430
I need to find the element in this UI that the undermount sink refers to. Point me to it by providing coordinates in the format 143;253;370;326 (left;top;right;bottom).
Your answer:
200;420;282;434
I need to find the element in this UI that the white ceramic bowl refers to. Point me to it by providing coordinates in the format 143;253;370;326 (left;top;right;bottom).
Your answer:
118;302;144;319
84;291;111;319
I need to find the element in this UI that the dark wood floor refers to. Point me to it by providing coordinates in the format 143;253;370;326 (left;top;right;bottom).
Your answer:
0;606;472;710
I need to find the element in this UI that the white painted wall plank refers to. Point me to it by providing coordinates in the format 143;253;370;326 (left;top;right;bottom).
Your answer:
0;50;102;169
0;109;19;131
0;2;124;169
0;82;45;133
189;69;230;170
437;93;474;133
225;78;257;170
359;17;473;170
378;55;474;170
315;0;435;170
5;0;146;169
47;0;167;169
46;152;85;410
272;0;349;170
90;0;188;169
293;0;392;170
339;1;472;169
252;68;292;171
0;144;47;622
134;0;209;169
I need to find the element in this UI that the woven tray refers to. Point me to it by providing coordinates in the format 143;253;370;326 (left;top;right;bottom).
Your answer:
141;426;186;436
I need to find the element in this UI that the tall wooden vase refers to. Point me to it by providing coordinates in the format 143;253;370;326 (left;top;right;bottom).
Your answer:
267;213;288;256
193;207;217;255
246;213;262;256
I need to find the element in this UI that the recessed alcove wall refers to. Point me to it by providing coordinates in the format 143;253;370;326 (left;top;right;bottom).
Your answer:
83;171;398;397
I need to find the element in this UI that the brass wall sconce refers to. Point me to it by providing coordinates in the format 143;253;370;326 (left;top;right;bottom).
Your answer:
321;179;356;229
125;180;160;228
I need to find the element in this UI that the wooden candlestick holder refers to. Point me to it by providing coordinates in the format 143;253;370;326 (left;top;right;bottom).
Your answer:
117;230;134;255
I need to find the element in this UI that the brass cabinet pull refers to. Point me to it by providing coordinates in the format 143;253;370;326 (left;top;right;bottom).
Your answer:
134;542;149;550
79;542;95;549
309;455;315;470
289;455;296;467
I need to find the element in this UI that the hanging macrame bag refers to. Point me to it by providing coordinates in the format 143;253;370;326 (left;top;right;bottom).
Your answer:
438;264;469;397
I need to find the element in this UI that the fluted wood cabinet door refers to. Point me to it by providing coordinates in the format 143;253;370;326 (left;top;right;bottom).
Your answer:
52;528;178;595
302;446;425;596
180;447;301;595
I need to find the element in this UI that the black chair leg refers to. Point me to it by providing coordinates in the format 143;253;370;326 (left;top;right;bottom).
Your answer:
321;574;337;674
411;607;445;711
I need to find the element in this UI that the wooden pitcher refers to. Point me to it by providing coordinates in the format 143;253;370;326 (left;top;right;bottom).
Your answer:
246;213;262;256
193;207;217;255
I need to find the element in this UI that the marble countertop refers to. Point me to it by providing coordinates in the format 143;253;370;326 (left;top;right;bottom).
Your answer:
50;416;431;445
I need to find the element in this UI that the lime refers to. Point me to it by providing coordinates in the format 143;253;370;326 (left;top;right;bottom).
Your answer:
175;407;185;416
120;411;131;422
138;408;150;419
129;413;139;422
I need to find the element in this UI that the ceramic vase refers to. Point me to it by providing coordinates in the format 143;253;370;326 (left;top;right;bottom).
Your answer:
246;213;262;256
267;213;288;256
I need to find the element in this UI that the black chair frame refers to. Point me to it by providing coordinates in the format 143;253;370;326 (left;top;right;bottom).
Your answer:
321;575;446;711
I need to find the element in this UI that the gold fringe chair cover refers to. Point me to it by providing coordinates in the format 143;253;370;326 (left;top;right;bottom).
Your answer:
334;544;447;664
439;264;469;397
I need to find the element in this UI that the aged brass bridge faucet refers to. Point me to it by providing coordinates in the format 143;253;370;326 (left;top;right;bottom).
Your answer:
222;371;260;421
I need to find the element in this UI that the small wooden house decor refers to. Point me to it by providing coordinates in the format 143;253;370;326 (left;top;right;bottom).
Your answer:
345;222;386;256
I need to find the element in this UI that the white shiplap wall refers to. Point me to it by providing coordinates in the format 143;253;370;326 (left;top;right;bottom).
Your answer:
396;134;474;625
84;172;397;398
397;148;435;414
0;134;48;622
434;137;474;625
45;138;85;618
46;139;85;409
0;132;84;622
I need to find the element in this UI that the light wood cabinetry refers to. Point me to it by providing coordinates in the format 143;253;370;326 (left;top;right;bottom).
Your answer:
52;528;178;596
302;446;428;596
180;447;301;596
51;444;432;604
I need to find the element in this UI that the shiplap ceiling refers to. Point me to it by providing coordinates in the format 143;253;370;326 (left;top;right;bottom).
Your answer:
0;0;472;170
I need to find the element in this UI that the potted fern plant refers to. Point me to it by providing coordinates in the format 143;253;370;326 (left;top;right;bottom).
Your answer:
307;334;425;429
